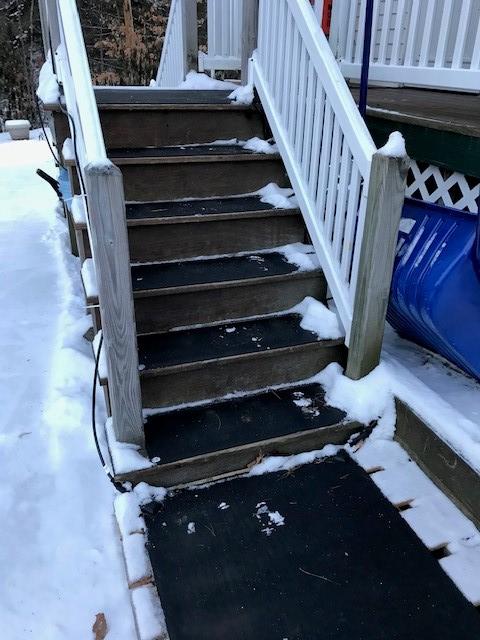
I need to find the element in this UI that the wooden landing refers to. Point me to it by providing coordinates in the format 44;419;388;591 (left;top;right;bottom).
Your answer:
142;452;480;639
352;86;480;177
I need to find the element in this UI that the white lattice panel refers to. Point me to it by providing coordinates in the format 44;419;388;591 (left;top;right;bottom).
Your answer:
406;161;480;213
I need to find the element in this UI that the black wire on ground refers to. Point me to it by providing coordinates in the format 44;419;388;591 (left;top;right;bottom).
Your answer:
92;333;128;494
36;168;62;198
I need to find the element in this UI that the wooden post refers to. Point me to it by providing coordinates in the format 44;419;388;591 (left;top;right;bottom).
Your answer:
183;0;199;73
85;161;145;448
241;0;259;84
346;144;409;380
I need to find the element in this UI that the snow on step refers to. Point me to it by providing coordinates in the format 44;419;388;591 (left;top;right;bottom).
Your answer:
440;546;480;606
370;461;437;507
353;438;411;473
81;258;98;300
131;585;168;640
71;194;87;226
402;492;480;551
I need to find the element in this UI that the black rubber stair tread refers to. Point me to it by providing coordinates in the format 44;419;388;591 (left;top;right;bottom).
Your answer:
94;88;236;106
131;251;315;293
109;144;276;159
144;384;348;465
142;452;480;640
137;314;336;372
125;195;296;221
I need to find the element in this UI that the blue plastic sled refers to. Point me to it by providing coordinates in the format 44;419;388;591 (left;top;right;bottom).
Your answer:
387;198;480;381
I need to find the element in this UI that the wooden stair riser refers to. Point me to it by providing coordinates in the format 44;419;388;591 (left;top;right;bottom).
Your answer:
117;421;361;487
100;109;266;148
52;107;266;151
117;158;288;201
139;342;347;409
74;213;305;264
128;214;304;262
134;273;327;334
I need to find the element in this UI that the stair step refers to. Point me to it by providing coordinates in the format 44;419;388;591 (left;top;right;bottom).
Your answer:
119;384;360;486
72;194;305;262
131;250;325;333
102;146;287;201
136;314;346;408
93;88;238;106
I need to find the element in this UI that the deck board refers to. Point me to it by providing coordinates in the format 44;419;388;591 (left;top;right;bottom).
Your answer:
143;452;480;639
351;86;480;137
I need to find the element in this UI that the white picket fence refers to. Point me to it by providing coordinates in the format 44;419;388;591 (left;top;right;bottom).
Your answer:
251;0;378;343
156;0;188;87
330;0;480;92
199;0;243;73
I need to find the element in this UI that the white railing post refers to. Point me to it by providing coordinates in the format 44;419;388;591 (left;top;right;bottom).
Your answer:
183;0;198;73
241;0;259;83
346;144;409;380
85;163;145;447
46;0;61;54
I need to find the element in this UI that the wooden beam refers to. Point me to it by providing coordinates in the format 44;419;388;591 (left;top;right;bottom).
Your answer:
85;161;145;448
346;144;409;380
241;0;259;84
183;0;198;73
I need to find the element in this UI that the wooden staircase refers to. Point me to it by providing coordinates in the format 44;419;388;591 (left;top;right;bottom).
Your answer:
62;89;359;485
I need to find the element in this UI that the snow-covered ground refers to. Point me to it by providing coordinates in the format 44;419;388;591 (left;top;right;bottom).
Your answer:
0;135;136;638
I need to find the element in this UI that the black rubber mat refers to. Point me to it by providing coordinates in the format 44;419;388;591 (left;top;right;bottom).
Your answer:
142;452;480;640
125;195;290;221
137;313;325;371
94;88;235;105
145;384;348;464
131;252;309;292
109;144;266;159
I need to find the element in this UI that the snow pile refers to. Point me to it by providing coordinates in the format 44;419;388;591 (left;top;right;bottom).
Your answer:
248;444;341;476
242;136;278;154
178;70;237;90
378;131;407;158
0;135;137;638
36;51;60;104
62;137;74;162
256;182;298;209
316;362;396;438
229;83;254;106
106;418;154;475
279;243;319;271
296;297;344;340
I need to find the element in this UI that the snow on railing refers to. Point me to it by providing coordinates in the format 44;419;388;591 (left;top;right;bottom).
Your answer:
199;0;243;74
330;0;480;92
251;0;377;343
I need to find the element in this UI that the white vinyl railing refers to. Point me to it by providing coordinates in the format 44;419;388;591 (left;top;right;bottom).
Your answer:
156;0;188;87
251;0;377;343
39;0;145;447
199;0;243;73
331;0;480;92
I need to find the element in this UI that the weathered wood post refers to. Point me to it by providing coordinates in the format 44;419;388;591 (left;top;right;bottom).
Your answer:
183;0;199;74
85;161;145;448
241;0;259;84
346;134;409;380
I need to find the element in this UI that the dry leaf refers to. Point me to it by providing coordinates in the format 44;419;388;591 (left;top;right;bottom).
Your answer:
92;613;108;640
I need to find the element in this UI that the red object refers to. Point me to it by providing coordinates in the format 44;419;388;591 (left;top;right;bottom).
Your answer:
310;1;333;36
322;0;333;36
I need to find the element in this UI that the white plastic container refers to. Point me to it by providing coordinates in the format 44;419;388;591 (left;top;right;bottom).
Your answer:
5;119;31;140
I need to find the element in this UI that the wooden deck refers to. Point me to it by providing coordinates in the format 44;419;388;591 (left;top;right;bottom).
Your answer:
352;86;480;177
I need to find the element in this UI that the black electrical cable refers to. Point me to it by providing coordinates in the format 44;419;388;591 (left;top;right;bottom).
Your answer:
92;333;128;494
57;99;88;197
34;93;65;169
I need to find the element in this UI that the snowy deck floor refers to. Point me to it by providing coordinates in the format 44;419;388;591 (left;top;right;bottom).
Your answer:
142;452;480;640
